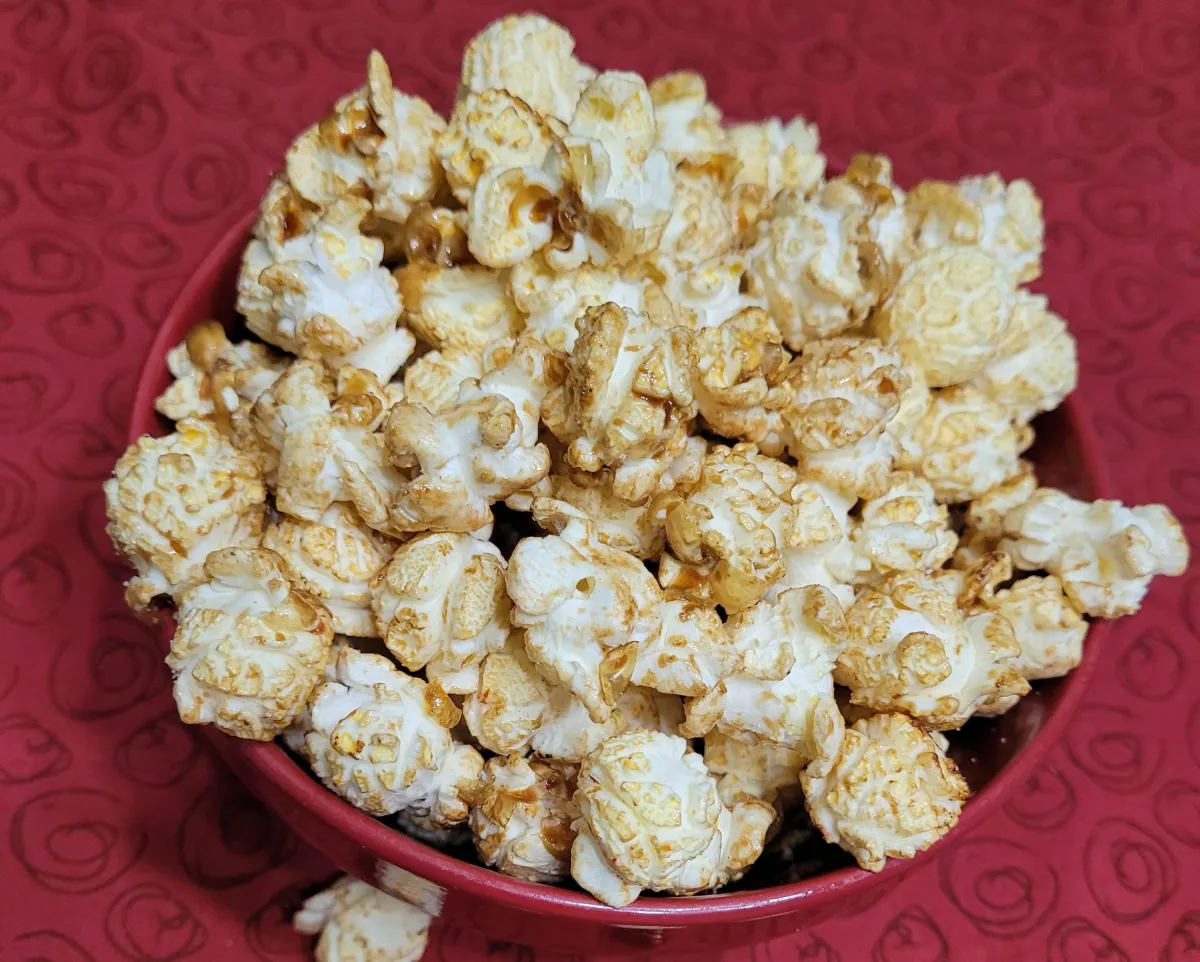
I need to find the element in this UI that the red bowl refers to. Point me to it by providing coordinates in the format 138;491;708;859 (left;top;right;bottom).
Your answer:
129;210;1110;954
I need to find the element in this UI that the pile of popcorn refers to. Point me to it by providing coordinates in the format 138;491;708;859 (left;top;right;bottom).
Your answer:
105;14;1189;909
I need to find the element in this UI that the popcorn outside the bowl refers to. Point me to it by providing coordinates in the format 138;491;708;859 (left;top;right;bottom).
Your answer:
167;547;334;741
294;875;431;962
105;13;1194;908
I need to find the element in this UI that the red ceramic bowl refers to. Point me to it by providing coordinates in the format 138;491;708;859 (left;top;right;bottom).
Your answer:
129;210;1110;954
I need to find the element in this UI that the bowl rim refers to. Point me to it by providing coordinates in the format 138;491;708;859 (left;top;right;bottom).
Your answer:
130;209;1112;924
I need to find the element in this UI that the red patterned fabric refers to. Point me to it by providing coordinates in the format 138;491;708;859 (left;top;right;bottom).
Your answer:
2;1;1199;959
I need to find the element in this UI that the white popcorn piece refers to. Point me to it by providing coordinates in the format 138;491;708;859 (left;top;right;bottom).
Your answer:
371;532;509;694
784;337;910;500
303;646;483;821
726;117;825;233
631;594;737;697
972;291;1078;425
104;418;267;609
837;570;1030;730
395;263;523;356
529;684;684;763
155;321;288;424
543;302;696;502
904;174;1044;284
509;254;648;353
570;730;774;907
693;308;792;454
776;478;864;603
507;499;662;722
987;576;1089;681
746;157;902;350
681;586;846;764
657;169;736;267
383;339;553;533
459;14;596;124
659;442;797;611
953;463;1037;566
438;88;558;205
874;246;1015;388
650;252;763;333
469;755;579;883
294;875;431;962
263;504;398;638
543;470;666;560
240;194;414;382
251;363;400;528
852;471;958;580
908;385;1032;504
462;635;550;755
167;548;334;740
801;712;969;872
401;346;485;413
648;71;732;174
1001;488;1189;619
704;730;804;810
287;50;445;227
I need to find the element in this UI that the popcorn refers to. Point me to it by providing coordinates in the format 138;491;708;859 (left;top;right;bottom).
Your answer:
469;755;579;883
1001;489;1189;618
987;576;1088;681
250;362;400;526
371;532;509;694
105;419;267;609
543;303;695;502
395;263;522;355
653;252;762;333
167;548;334;740
400;202;471;267
239;194;414;382
383;339;553;533
155;321;287;424
972;291;1078;425
401;346;485;413
294;876;432;962
954;464;1036;565
745;161;901;349
438;88;558;205
509;255;647;353
467;71;675;270
263;504;398;638
631;594;737;697
874;246;1015;388
852;472;957;580
507;499;662;722
657;169;736;268
904;174;1043;284
659;442;796;611
544;470;666;559
648;72;731;174
570;730;774;906
727;117;825;233
462;636;550;754
783;337;910;500
801;712;969;872
704;730;804;809
837;570;1029;730
694;308;792;453
459;14;596;124
287;50;445;227
303;646;483;821
529;684;684;762
681;586;846;764
907;385;1032;504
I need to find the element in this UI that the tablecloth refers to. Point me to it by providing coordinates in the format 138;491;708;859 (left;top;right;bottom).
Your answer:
1;0;1198;958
